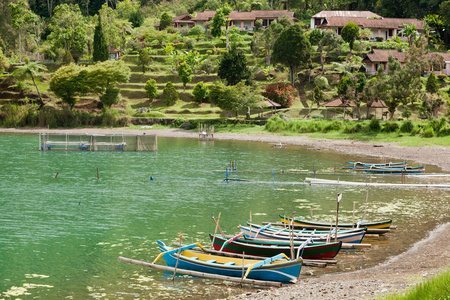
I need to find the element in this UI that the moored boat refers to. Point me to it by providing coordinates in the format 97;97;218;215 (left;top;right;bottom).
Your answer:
280;215;392;230
210;234;342;259
348;161;408;168
239;223;366;244
156;240;302;283
363;165;424;174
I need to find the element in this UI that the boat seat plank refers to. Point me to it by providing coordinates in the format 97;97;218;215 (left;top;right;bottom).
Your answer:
190;257;198;260
224;261;235;266
206;259;216;263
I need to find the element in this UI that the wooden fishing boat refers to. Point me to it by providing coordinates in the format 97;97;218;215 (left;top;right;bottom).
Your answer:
363;165;424;174
239;223;366;244
280;215;392;230
348;161;407;168
155;240;302;283
210;235;342;259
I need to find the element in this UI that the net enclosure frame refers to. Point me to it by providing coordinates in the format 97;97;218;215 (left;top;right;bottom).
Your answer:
39;133;157;152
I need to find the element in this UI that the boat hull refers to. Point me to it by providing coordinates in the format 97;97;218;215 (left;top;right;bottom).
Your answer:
239;224;365;244
210;235;342;259
280;215;392;229
158;241;302;283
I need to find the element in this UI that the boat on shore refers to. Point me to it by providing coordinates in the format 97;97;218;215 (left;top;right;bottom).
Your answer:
210;234;342;259
348;161;408;168
239;223;366;244
363;165;425;174
280;215;392;230
155;240;303;283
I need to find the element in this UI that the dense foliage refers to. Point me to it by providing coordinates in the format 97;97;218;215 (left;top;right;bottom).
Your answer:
263;82;297;108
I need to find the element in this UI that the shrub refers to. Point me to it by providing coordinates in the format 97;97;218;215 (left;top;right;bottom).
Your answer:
402;107;412;119
265;114;287;132
176;42;185;49
382;121;399;133
368;117;381;132
343;123;364;133
437;73;447;81
184;38;195;50
161;81;178;106
375;36;384;42
100;86;121;108
438;121;450;136
166;26;177;34
192;81;209;103
144;79;158;100
422;126;434;138
323;120;342;132
263;82;297;108
400;120;415;133
314;76;329;89
63;51;73;65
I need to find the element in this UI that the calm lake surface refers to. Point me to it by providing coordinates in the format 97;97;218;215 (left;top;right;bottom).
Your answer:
0;133;449;299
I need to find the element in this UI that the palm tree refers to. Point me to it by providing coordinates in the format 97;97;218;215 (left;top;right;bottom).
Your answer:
13;62;48;109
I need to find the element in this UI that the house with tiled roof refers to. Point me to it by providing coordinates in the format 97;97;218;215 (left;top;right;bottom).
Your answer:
311;10;424;41
154;13;195;31
191;10;297;31
363;49;450;75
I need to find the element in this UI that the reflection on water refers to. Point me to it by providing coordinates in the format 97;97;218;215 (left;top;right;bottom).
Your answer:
0;134;448;299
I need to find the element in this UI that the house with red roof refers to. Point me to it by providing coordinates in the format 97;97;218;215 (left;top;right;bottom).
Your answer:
311;10;424;41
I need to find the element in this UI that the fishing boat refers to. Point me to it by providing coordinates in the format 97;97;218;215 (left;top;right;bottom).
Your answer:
239;223;366;244
347;161;408;168
363;165;424;174
155;240;302;283
280;215;392;230
210;235;342;259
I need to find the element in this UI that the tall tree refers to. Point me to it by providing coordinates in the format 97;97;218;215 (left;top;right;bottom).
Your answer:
341;21;359;50
48;4;86;56
318;29;342;74
177;62;193;91
210;4;232;49
93;15;109;62
9;0;39;62
272;24;311;85
218;46;252;86
12;62;47;109
159;12;172;30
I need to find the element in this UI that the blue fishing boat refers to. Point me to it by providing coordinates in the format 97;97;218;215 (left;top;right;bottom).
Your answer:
348;161;408;169
239;223;366;244
155;241;302;283
363;165;424;174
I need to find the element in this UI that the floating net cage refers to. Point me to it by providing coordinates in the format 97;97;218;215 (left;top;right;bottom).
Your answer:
39;133;157;151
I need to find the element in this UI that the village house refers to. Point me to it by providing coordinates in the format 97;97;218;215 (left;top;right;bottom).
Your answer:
363;48;450;75
189;10;297;31
154;13;195;31
311;10;424;40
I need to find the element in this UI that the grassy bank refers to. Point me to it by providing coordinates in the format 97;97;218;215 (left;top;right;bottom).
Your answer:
380;268;450;300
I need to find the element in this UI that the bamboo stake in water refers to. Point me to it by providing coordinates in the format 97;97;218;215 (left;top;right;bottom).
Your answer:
172;232;183;281
335;194;342;242
55;172;59;178
310;205;313;221
240;252;245;287
97;168;99;180
211;212;221;249
212;214;225;237
290;212;295;260
363;189;369;221
352;202;356;228
249;211;252;237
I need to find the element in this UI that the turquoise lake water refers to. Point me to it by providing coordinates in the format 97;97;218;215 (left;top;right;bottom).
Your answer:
0;133;448;299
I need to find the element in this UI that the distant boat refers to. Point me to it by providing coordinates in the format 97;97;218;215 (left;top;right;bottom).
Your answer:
156;240;302;283
348;161;408;168
210;234;342;259
363;166;424;174
280;215;392;230
239;223;366;244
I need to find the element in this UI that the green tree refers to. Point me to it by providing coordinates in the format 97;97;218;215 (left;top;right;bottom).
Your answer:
211;4;232;49
138;50;151;73
401;23;419;46
9;0;38;62
426;72;438;94
177;62;192;91
319;29;342;74
48;4;86;56
63;51;73;65
49;64;89;110
209;80;261;118
218;46;252;86
161;81;178;106
12;62;47;109
341;22;359;50
128;10;144;28
309;28;323;45
255;21;283;67
99;86;121;108
87;60;131;106
272;24;311;85
159;12;172;30
193;81;209;104
189;26;204;41
93;15;109;62
144;79;158;100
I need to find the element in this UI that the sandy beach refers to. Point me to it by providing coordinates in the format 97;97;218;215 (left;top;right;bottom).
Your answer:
1;127;449;299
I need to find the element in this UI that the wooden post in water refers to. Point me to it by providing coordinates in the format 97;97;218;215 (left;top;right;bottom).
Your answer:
310;205;313;221
335;194;342;242
97;168;99;180
249;211;252;236
334;165;336;175
240;252;245;287
172;233;183;281
352;202;356;228
363;189;369;221
211;212;221;249
212;213;225;237
55;172;59;178
290;212;295;260
39;133;41;151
